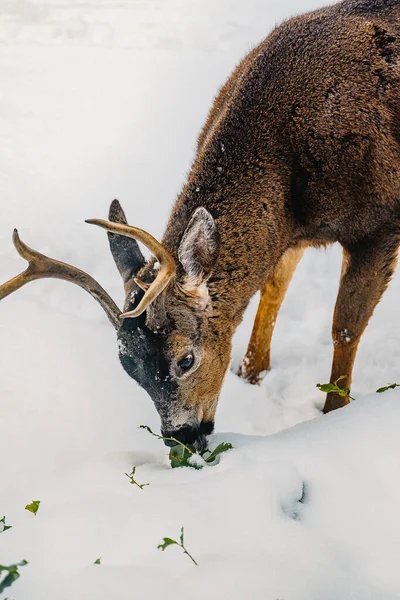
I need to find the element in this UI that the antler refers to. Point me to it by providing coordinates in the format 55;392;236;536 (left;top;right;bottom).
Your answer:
0;229;122;329
85;219;176;318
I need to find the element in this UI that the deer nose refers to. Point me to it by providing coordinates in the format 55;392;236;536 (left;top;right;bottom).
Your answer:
162;420;214;449
162;425;200;447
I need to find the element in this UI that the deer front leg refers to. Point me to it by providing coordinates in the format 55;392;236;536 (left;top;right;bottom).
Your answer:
324;236;399;413
239;247;304;384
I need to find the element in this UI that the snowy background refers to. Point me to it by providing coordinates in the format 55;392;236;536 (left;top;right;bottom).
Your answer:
1;0;400;598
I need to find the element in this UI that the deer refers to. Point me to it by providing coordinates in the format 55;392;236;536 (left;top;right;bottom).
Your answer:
1;0;399;450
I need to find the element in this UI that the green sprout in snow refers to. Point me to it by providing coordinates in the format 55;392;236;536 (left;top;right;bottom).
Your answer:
158;527;197;566
376;383;400;393
316;376;355;401
125;467;149;490
139;425;233;469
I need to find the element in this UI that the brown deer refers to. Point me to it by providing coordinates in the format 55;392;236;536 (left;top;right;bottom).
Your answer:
1;0;399;449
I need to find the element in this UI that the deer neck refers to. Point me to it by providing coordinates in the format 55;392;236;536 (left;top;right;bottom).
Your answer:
163;169;292;327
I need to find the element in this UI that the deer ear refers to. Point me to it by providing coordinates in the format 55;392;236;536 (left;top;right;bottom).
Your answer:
107;199;145;283
178;207;220;284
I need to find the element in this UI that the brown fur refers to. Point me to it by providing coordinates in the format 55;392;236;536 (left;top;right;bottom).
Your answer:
156;0;400;416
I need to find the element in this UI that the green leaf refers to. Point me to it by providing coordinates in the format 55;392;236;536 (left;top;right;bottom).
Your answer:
0;561;28;594
316;376;354;401
0;561;28;575
158;537;178;551
316;382;341;394
376;383;400;393
0;572;20;594
169;444;201;469
25;500;40;516
180;527;184;546
204;442;233;464
316;383;349;396
0;516;12;533
93;557;102;565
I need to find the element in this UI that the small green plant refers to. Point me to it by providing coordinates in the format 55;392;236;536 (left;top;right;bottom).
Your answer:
25;500;40;516
0;561;28;594
158;527;197;566
376;383;400;393
139;425;233;470
203;442;233;463
0;517;12;534
93;557;102;565
125;467;149;490
316;376;355;401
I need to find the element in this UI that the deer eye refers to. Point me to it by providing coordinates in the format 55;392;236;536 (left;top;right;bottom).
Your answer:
178;353;195;372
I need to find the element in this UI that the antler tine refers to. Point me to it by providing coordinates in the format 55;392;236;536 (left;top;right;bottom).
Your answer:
85;219;176;318
0;229;122;330
134;277;150;292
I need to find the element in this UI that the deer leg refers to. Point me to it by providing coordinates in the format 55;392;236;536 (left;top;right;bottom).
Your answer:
239;246;305;384
324;235;399;413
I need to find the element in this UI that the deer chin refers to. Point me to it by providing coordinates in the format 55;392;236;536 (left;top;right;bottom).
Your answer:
194;434;208;454
195;419;215;453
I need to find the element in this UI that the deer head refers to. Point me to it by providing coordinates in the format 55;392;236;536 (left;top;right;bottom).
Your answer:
0;200;230;450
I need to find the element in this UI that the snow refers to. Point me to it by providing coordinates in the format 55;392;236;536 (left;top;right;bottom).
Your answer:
1;0;400;598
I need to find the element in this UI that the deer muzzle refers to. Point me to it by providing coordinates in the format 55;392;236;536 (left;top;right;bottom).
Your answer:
162;420;214;452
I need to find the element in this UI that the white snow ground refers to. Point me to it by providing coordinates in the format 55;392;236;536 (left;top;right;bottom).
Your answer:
1;1;400;598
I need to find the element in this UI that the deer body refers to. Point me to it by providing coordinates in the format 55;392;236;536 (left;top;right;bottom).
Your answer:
1;0;399;447
160;0;400;407
165;0;400;300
